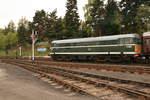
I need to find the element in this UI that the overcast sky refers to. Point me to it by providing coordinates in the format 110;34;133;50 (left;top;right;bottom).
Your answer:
0;0;88;28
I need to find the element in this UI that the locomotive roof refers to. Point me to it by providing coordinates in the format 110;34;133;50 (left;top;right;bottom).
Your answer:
52;34;140;44
143;32;150;36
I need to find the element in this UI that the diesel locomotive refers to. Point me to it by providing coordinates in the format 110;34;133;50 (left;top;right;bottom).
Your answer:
50;32;150;62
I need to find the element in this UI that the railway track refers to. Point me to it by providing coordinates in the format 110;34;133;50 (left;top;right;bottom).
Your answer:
1;57;150;75
2;59;150;100
10;58;150;75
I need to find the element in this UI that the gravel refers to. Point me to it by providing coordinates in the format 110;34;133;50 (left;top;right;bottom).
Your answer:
54;65;150;83
0;63;96;100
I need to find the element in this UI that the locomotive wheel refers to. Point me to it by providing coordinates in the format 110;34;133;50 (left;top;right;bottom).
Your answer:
95;57;107;62
109;56;123;63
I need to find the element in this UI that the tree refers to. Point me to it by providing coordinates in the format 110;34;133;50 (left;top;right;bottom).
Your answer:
32;10;48;41
104;0;121;35
6;32;18;48
17;17;29;45
84;0;105;36
4;20;16;34
83;0;94;37
46;9;58;40
120;0;146;34
54;17;65;39
46;9;65;41
65;0;80;38
0;28;4;34
3;32;18;55
84;0;94;22
135;5;150;33
0;34;6;50
78;21;92;38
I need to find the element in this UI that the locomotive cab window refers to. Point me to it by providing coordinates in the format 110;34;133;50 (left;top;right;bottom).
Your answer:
119;38;134;44
53;43;57;47
134;38;141;44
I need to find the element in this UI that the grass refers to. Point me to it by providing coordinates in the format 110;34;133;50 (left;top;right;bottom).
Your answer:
0;42;50;57
0;49;49;57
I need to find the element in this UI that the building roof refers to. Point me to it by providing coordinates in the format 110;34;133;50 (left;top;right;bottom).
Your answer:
52;34;140;44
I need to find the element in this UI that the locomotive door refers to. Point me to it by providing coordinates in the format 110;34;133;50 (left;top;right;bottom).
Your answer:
144;39;150;53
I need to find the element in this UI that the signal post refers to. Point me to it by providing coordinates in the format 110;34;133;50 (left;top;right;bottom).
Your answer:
30;30;38;61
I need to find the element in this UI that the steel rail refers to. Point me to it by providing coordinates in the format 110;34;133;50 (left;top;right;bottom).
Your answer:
7;59;150;87
25;59;150;74
2;59;150;100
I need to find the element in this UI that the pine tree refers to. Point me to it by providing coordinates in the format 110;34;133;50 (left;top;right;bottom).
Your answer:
54;18;65;39
84;0;105;36
17;17;29;45
46;9;58;41
65;0;80;38
32;10;48;41
104;0;121;35
84;0;94;22
83;0;94;37
79;21;92;37
120;0;146;34
47;10;64;41
135;5;150;33
4;20;16;34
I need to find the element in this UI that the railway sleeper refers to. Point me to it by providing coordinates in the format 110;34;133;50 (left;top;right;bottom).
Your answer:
2;60;150;100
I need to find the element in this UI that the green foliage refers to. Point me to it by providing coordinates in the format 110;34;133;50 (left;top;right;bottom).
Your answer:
0;29;5;34
84;0;105;36
79;21;93;37
4;20;16;34
83;0;94;36
30;9;65;41
65;0;80;38
54;18;65;39
104;0;121;35
6;32;18;48
119;0;146;34
0;32;18;55
0;34;6;50
135;5;150;33
91;0;105;36
32;10;48;41
46;10;65;41
84;0;149;36
84;0;94;22
17;17;30;45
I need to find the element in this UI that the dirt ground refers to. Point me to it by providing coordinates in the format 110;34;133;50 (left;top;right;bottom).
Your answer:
0;63;96;100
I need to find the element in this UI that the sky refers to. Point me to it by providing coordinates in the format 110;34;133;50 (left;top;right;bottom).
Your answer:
0;0;88;28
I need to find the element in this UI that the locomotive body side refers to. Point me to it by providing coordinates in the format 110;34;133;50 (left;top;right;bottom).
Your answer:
50;34;142;62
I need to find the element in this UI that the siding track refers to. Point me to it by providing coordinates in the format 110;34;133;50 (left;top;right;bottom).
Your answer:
1;59;150;100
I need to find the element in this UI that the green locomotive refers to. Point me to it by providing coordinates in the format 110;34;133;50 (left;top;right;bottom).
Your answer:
50;34;142;62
